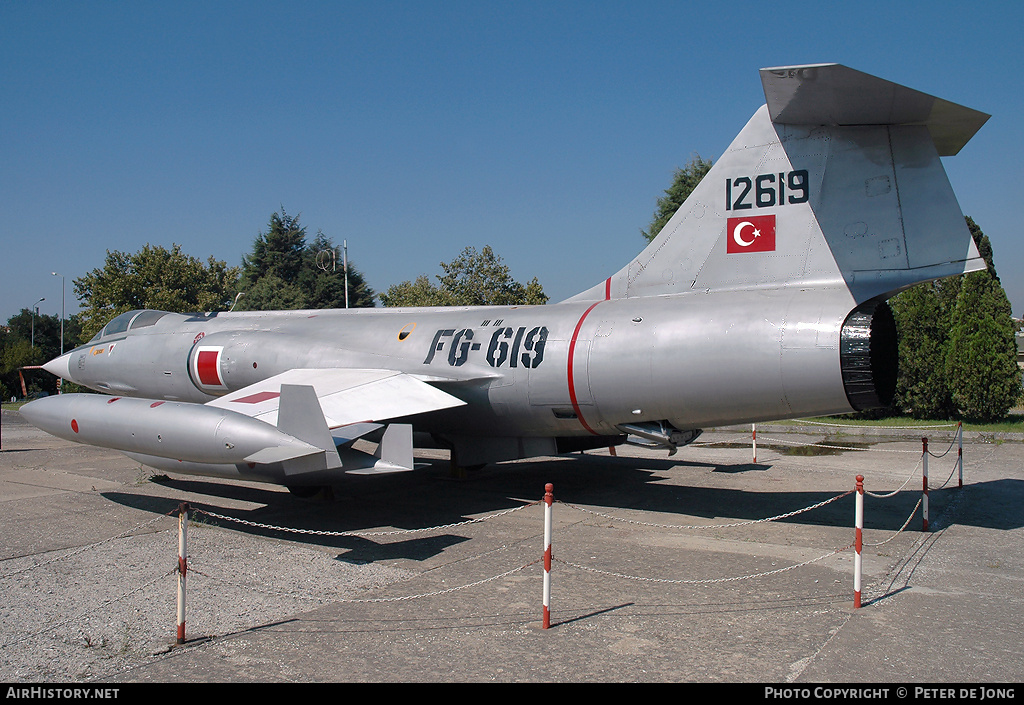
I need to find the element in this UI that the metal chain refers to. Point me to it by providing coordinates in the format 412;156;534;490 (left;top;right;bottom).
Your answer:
557;491;852;530
758;435;919;453
930;455;962;490
189;558;539;603
865;455;922;498
927;434;959;458
863;499;922;547
554;544;853;585
193;501;539;538
795;419;957;429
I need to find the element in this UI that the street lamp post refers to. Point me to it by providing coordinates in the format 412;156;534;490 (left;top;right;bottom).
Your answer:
51;272;65;355
30;297;45;348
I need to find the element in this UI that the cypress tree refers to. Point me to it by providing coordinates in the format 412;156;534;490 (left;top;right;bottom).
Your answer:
946;270;1021;421
887;216;1020;420
890;281;955;418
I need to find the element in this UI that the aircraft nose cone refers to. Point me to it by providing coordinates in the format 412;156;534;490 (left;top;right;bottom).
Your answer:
42;353;73;381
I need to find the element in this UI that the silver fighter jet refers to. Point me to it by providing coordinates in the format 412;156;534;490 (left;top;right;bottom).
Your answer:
23;64;990;495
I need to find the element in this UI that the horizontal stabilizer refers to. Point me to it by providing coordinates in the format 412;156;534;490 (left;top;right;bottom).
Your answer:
760;63;989;155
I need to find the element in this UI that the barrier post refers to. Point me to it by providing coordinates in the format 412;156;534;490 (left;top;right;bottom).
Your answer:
177;502;189;644
922;438;929;532
752;423;757;463
542;483;553;630
854;475;864;609
957;422;963;488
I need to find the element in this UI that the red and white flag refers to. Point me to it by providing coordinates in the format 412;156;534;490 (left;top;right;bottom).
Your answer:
726;214;776;253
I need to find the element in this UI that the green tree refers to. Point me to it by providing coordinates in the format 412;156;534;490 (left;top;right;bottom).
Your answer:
380;246;548;307
378;275;449;307
641;154;713;243
890;281;956;418
946;270;1021;421
887;216;1020;420
74;244;240;340
239;209;375;310
241;209;307;289
0;309;84;397
966;216;996;278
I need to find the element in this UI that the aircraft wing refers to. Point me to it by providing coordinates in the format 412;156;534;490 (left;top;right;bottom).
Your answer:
205;368;466;429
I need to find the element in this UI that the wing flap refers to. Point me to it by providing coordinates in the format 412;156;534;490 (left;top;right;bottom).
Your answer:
206;368;465;429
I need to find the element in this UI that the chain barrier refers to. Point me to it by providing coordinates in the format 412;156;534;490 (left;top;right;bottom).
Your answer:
864;455;922;498
926;433;958;458
0;419;968;647
192;502;539;538
557;492;852;530
554;544;854;586
189;559;540;604
792;419;958;430
757;435;919;454
862;499;923;548
929;453;963;491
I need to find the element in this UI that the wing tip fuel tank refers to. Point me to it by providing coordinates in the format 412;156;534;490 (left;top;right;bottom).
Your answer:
20;394;332;467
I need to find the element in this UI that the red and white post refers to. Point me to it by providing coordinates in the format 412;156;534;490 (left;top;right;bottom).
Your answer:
542;483;553;629
752;423;757;463
922;438;930;532
177;502;189;644
957;422;963;488
854;475;864;609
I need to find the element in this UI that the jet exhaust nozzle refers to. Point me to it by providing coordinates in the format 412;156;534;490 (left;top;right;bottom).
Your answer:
840;300;898;411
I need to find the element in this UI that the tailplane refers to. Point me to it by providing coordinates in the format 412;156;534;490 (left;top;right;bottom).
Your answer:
567;64;989;305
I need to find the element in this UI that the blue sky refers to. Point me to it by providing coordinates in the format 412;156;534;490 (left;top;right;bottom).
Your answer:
3;0;1022;326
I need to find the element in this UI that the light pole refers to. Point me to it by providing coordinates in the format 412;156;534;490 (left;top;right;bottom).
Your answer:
51;272;65;355
31;297;45;348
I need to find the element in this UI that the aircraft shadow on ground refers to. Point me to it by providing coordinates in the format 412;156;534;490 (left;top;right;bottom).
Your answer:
100;454;1022;563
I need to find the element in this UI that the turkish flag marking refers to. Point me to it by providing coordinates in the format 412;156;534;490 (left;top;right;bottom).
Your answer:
726;214;776;253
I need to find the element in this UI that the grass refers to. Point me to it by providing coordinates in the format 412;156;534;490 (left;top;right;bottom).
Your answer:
775;413;1024;434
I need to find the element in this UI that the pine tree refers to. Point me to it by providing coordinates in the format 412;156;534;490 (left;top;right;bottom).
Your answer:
242;209;307;286
239;210;375;310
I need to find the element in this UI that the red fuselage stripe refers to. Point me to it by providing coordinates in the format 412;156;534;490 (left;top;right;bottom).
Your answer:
568;301;602;435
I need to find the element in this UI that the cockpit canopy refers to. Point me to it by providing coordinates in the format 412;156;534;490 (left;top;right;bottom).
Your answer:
88;309;170;342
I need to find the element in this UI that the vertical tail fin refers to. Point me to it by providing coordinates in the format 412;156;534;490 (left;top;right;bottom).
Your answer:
567;64;989;305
